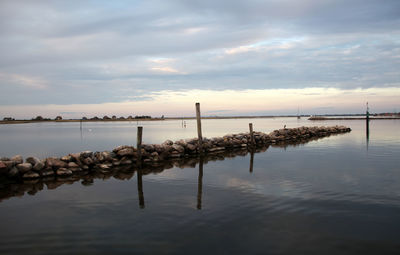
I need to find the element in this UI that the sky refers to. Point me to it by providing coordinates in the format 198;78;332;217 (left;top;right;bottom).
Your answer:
0;0;399;118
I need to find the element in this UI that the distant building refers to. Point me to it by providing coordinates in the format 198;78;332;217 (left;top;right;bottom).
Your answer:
3;117;15;121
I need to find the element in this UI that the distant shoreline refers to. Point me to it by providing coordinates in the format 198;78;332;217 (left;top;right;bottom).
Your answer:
1;115;400;125
308;117;400;120
0;116;289;125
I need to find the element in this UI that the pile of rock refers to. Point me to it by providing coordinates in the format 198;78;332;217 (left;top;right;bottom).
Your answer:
0;125;351;181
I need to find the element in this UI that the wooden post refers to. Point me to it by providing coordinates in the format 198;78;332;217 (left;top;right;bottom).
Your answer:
249;123;255;148
137;126;143;167
196;103;203;153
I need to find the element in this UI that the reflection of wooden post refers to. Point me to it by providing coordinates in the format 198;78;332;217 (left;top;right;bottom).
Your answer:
137;126;143;167
197;157;203;210
249;150;254;173
137;168;145;209
249;123;255;148
196;103;203;154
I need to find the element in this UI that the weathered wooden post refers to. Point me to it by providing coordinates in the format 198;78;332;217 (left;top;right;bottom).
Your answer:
249;123;255;148
137;126;143;167
196;103;203;154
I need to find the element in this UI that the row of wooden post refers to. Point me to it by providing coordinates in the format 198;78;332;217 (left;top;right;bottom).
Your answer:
135;103;255;209
135;102;256;164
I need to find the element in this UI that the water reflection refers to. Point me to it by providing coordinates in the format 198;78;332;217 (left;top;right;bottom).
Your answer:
197;157;203;210
366;118;370;151
249;150;254;173
0;133;350;204
137;168;145;209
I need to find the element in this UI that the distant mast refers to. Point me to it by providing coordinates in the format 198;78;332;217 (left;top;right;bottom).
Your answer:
297;107;301;119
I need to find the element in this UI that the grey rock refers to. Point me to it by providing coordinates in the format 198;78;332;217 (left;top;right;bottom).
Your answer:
117;147;134;157
82;157;94;166
186;144;197;151
11;155;23;164
143;144;155;152
172;144;185;153
46;157;67;169
60;155;72;162
80;151;93;158
162;140;173;146
0;157;10;161
101;151;113;161
26;156;40;165
2;160;14;169
113;145;130;153
16;163;33;173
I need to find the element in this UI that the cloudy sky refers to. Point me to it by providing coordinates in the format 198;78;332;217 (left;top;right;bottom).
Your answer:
1;0;399;118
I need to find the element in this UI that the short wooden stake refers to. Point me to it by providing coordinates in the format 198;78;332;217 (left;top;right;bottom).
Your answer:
249;123;255;147
195;103;203;153
137;126;143;167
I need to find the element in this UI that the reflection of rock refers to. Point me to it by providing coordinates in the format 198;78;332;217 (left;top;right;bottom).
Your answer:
56;168;72;176
23;171;40;179
0;126;352;202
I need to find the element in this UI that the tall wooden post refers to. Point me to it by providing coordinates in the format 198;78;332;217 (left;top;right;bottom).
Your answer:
249;123;255;148
137;126;143;167
196;103;203;153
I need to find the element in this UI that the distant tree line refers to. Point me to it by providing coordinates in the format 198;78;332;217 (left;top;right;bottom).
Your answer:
2;115;158;121
86;115;152;120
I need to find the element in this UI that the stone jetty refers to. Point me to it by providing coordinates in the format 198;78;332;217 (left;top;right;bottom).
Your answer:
0;126;351;182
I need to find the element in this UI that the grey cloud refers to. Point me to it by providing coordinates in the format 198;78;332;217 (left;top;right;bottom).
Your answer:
0;0;399;105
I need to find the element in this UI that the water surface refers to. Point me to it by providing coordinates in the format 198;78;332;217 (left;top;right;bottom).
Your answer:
0;118;399;254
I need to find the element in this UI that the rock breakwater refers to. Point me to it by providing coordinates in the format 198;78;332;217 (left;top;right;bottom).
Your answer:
0;126;351;182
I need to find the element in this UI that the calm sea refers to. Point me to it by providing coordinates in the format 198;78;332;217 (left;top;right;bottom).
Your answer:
0;118;399;254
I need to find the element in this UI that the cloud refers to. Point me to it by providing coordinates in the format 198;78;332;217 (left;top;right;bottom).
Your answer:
0;73;47;89
0;0;399;110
